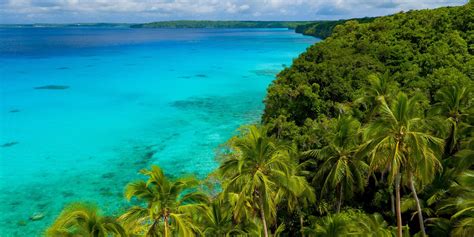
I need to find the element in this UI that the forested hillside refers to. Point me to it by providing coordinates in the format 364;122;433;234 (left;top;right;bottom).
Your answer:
264;3;473;147
261;2;473;236
295;17;375;39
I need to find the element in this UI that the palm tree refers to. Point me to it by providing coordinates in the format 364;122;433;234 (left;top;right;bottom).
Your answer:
304;210;395;237
200;194;246;237
360;92;443;237
425;140;473;236
355;74;398;122
119;165;207;237
431;85;471;157
46;202;126;237
303;213;353;237
218;125;299;237
356;213;395;237
306;116;368;213
436;170;474;237
274;151;316;236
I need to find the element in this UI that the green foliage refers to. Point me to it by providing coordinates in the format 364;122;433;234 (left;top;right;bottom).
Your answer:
263;3;473;148
431;171;474;237
295;17;375;39
218;125;313;236
304;210;395;237
119;165;207;237
362;93;443;186
305;116;368;212
263;3;473;236
199;197;253;236
46;203;126;237
430;84;472;157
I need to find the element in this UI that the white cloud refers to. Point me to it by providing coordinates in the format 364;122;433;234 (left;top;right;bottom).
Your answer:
0;0;468;23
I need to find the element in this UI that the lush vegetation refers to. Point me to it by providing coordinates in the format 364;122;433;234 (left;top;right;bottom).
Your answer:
295;17;375;39
130;21;313;29
46;2;473;237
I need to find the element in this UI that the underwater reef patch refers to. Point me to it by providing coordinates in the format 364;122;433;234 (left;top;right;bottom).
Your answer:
34;85;69;90
9;201;21;207
170;95;263;124
17;220;27;227
171;97;216;111
251;69;280;77
61;191;75;198
101;172;116;179
36;202;49;210
1;141;18;148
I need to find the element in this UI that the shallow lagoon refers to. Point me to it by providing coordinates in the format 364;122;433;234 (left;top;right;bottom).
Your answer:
0;27;317;236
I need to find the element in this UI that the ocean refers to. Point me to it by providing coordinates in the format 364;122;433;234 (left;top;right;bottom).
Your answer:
0;27;318;236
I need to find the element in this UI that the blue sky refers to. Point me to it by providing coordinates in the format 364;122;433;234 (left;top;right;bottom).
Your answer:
0;0;468;24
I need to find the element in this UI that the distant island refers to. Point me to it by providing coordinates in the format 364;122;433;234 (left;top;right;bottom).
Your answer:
130;19;376;39
130;20;312;29
1;18;377;39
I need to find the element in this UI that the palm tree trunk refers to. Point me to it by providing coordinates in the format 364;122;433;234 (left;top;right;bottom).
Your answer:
390;187;395;216
277;124;281;139
337;184;343;213
164;215;170;237
300;213;305;237
259;197;269;237
395;173;403;237
409;172;426;237
444;123;457;157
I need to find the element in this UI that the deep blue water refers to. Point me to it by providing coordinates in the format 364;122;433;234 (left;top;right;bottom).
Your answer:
0;27;318;236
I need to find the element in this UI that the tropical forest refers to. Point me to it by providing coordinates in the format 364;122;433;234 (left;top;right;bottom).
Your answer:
44;2;473;237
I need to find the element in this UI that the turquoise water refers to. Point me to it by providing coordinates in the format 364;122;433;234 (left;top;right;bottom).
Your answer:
0;27;317;236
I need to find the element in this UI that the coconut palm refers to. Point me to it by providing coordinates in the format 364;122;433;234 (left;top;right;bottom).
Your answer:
304;210;395;237
274;151;316;236
431;85;471;157
424;140;474;235
303;213;353;237
119;165;207;237
199;197;251;237
218;125;299;237
355;74;398;122
46;202;126;237
360;92;443;237
306;116;368;213
356;213;395;237
436;170;474;237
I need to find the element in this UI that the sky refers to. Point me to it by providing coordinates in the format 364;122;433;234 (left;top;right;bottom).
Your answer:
0;0;468;24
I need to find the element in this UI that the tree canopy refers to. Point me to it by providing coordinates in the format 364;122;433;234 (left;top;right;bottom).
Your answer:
263;3;473;147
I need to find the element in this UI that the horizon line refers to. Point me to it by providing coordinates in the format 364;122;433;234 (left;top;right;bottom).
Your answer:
0;15;386;25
